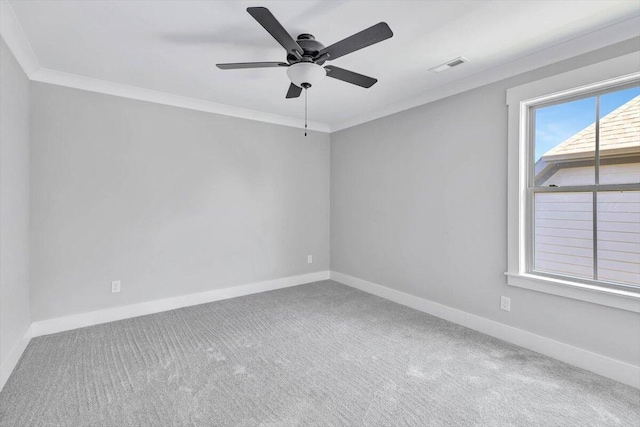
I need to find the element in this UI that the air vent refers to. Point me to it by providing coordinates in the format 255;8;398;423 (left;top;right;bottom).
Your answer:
430;56;469;73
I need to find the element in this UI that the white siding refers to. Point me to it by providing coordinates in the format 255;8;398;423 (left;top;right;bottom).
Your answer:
533;169;640;286
598;190;640;286
543;162;640;186
534;192;593;280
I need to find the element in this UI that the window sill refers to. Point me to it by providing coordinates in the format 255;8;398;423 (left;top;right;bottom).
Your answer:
505;272;640;313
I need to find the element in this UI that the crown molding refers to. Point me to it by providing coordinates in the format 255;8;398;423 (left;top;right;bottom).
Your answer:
30;68;331;133
0;0;40;76
3;0;638;135
1;0;330;134
331;15;640;133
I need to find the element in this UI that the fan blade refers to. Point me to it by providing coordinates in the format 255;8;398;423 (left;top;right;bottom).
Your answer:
325;66;377;88
317;22;393;61
217;62;288;70
286;83;302;99
247;7;303;57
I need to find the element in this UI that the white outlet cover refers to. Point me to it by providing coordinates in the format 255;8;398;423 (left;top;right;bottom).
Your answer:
307;255;313;264
111;280;121;293
500;296;511;312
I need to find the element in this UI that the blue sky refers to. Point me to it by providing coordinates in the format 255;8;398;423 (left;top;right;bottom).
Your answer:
534;86;640;161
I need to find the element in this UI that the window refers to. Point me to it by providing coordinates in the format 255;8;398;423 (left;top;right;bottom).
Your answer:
531;85;640;290
506;53;640;312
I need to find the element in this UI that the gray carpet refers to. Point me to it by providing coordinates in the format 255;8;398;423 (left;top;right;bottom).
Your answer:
1;281;638;426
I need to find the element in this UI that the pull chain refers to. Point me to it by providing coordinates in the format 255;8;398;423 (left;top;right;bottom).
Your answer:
304;88;308;137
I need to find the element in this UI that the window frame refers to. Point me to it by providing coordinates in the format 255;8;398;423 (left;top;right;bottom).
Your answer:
506;52;640;313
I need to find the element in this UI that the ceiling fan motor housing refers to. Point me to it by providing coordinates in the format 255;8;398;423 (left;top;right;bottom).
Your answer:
287;34;326;64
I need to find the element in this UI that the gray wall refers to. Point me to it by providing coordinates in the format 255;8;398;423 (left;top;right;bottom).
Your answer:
30;83;330;321
6;30;638;371
0;39;31;364
330;38;640;366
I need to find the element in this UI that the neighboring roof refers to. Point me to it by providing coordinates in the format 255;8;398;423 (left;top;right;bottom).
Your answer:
541;95;640;162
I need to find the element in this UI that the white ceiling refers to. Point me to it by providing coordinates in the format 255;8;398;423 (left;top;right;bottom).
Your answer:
6;0;640;131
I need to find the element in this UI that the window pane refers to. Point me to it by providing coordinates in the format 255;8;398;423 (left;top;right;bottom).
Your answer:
534;97;596;187
598;86;640;185
597;191;640;287
534;192;593;279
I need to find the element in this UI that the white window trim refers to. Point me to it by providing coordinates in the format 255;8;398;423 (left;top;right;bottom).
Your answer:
506;52;640;313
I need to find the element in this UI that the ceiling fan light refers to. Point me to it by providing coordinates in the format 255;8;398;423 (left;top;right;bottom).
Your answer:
287;62;326;89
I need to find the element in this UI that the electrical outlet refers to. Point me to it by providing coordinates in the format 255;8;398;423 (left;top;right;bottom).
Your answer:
111;280;121;293
307;255;313;264
500;296;510;312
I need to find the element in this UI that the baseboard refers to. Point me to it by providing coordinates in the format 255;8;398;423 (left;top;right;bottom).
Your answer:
0;325;32;392
31;271;330;338
14;270;638;390
330;271;640;389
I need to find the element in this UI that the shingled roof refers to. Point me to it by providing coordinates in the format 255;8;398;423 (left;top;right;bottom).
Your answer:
541;95;640;162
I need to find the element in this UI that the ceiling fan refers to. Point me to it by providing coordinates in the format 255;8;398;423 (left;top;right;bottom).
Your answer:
216;7;393;101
